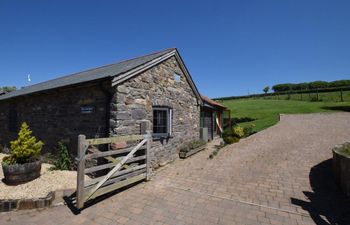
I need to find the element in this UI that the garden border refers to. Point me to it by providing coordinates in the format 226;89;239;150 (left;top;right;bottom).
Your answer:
0;188;74;212
179;145;207;159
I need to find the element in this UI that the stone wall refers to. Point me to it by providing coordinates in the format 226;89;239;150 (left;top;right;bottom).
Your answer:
0;82;109;154
111;56;201;168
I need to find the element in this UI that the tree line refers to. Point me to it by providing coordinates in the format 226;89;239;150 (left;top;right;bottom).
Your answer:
271;80;350;92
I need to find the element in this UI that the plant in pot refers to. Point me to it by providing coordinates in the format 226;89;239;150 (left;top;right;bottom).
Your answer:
222;125;245;144
2;122;44;185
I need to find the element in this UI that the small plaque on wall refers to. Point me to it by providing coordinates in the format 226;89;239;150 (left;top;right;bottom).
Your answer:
80;106;95;114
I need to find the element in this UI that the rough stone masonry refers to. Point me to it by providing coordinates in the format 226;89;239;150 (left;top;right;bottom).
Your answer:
111;56;201;168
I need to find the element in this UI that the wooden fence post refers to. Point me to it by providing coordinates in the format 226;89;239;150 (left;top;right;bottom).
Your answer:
76;134;87;209
340;88;344;102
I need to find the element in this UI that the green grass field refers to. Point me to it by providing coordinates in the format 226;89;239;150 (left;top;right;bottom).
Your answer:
222;99;350;132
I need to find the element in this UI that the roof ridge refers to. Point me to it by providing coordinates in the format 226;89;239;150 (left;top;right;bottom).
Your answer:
73;47;176;76
113;47;176;66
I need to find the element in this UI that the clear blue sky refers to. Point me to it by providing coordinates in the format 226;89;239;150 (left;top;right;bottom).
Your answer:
1;0;349;98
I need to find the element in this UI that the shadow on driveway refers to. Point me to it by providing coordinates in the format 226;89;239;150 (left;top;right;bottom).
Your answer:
321;106;350;112
291;159;350;225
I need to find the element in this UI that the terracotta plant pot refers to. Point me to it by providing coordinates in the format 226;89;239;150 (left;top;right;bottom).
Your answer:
2;160;41;185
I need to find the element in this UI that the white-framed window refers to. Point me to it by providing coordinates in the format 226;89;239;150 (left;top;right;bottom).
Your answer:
153;107;172;137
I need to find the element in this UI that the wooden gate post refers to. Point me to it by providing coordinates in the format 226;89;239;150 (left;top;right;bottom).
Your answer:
76;134;87;209
146;130;152;181
141;120;152;181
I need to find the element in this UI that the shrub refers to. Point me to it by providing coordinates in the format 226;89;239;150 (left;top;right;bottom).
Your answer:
222;125;245;144
3;122;44;164
2;155;16;165
232;117;255;123
243;124;256;137
222;127;234;138
339;143;350;157
233;126;245;138
51;142;72;170
223;136;239;144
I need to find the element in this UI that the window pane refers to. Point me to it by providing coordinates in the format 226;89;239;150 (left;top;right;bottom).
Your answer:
174;73;181;82
153;109;168;134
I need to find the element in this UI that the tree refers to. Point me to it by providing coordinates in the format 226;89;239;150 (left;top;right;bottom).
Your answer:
308;81;328;90
272;83;292;92
0;86;16;94
329;80;350;88
293;83;309;91
263;86;269;94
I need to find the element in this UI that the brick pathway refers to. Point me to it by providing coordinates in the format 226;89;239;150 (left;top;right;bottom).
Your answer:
1;113;350;225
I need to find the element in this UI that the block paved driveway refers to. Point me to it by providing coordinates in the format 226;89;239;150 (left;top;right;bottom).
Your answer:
2;112;350;225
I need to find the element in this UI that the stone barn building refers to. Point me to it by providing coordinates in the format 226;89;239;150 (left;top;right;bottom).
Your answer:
0;48;203;168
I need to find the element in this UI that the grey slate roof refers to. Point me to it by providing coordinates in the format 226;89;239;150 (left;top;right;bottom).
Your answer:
0;48;175;101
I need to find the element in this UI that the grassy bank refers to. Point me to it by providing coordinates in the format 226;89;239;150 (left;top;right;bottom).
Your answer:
222;99;350;132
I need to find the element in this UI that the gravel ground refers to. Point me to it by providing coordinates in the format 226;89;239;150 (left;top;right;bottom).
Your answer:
0;154;78;199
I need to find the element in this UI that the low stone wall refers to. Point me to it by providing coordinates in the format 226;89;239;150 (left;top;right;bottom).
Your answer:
0;189;74;212
333;143;350;197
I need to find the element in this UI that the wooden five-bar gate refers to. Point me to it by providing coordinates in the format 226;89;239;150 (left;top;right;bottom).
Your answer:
75;131;152;209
